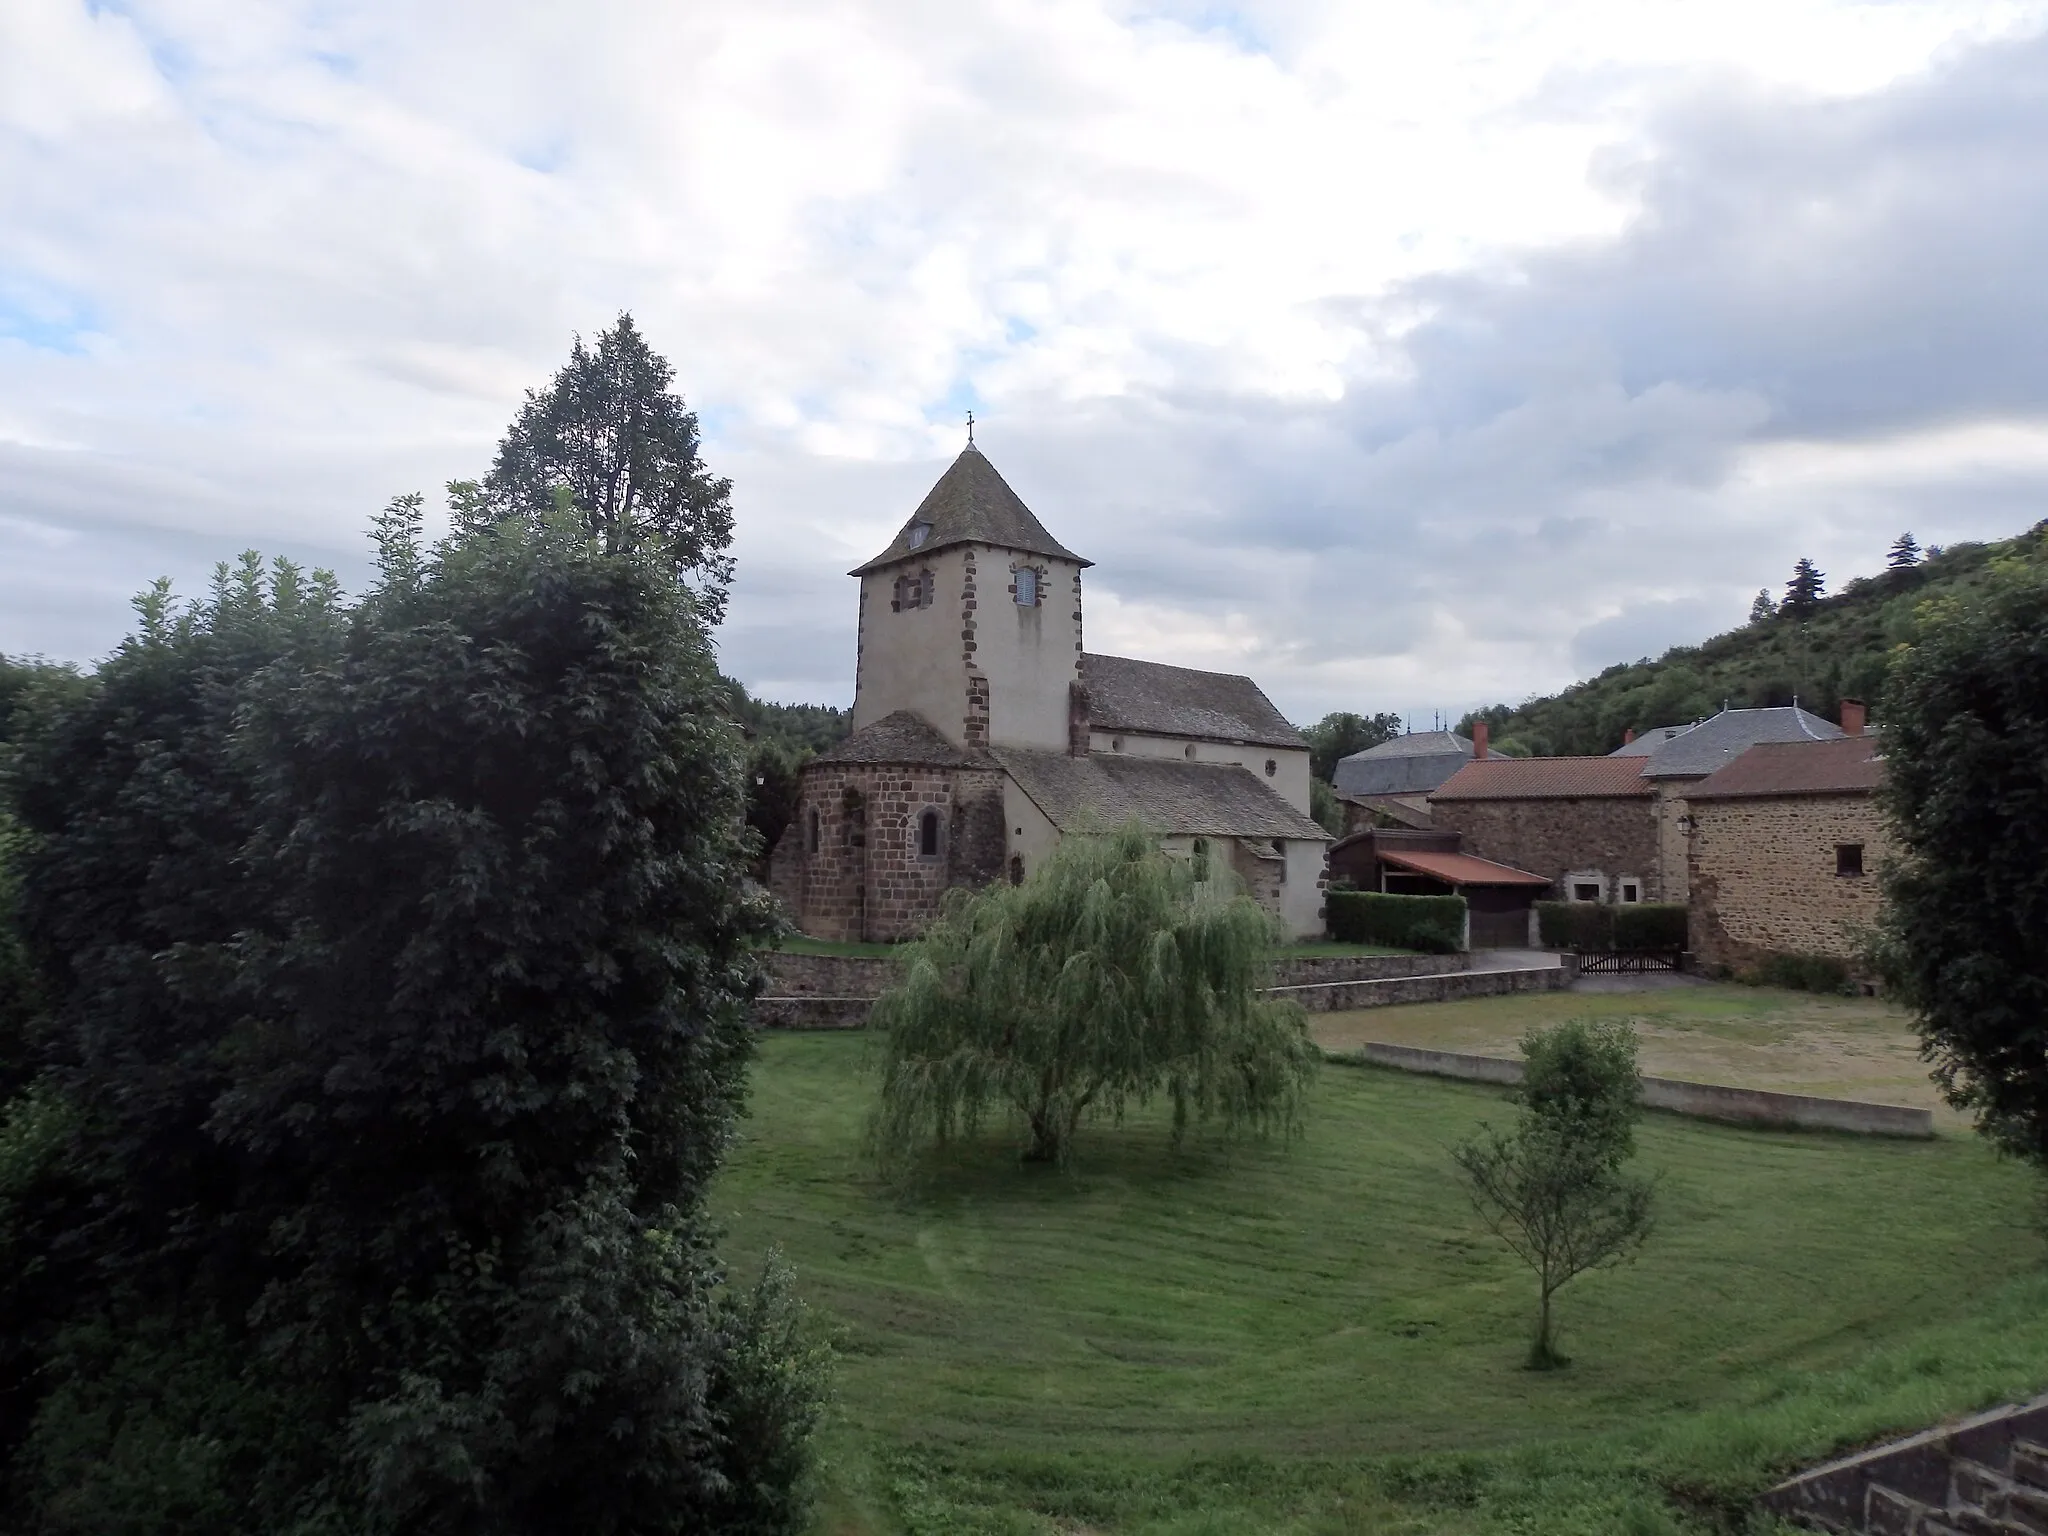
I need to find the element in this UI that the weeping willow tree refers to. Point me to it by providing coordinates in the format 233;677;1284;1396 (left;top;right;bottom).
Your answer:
869;822;1320;1167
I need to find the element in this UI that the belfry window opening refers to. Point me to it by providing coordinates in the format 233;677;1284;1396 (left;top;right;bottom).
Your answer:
1014;567;1039;607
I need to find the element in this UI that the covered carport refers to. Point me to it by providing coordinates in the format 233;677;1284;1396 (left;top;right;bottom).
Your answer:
1372;848;1551;949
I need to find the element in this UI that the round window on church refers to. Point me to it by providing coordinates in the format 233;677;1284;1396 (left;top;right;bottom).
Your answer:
1264;759;1277;776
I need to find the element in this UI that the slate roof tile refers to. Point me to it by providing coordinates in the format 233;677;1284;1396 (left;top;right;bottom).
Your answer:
852;446;1088;575
1081;653;1305;749
992;747;1330;841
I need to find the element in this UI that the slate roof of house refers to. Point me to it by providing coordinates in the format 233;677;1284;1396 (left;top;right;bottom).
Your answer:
852;445;1090;575
1333;730;1474;796
1080;653;1305;749
814;710;984;767
1431;755;1657;801
1685;735;1884;800
1609;725;1694;757
1630;706;1844;779
991;747;1330;841
1379;849;1551;887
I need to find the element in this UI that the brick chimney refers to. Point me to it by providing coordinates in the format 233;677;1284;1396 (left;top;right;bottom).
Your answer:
1623;726;1636;746
1473;720;1489;760
1068;681;1091;756
1840;698;1866;737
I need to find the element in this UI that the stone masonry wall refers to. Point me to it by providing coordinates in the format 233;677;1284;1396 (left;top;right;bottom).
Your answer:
1688;792;1889;970
1430;796;1662;898
768;760;1008;943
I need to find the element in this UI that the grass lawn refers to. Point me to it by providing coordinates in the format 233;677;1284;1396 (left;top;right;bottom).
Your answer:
718;1033;2048;1534
774;936;907;959
1310;983;1952;1120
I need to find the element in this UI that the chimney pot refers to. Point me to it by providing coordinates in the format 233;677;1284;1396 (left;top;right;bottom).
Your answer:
1840;698;1867;737
1473;721;1489;760
1623;727;1636;745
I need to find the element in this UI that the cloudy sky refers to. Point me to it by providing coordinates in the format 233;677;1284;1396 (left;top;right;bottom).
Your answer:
5;0;2048;723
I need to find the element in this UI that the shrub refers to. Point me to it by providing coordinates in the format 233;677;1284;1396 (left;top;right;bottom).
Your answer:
1613;903;1688;952
1327;891;1467;951
1749;951;1854;994
1535;902;1686;952
1535;901;1611;951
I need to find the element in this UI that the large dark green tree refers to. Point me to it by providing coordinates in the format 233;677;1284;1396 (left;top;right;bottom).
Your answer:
1879;564;2048;1167
1784;556;1827;615
0;508;823;1533
870;823;1319;1167
466;313;736;621
1301;711;1403;782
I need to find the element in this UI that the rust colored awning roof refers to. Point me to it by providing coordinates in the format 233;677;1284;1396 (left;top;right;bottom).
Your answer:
1378;849;1550;887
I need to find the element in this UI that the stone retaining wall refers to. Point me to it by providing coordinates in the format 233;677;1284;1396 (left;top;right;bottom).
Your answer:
1270;964;1566;1013
761;948;1464;1003
1350;1041;1935;1137
1761;1393;2048;1532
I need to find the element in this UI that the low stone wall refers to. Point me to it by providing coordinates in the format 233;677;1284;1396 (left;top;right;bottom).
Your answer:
1267;953;1466;987
1761;1392;2048;1532
752;996;872;1031
1271;964;1569;1013
1350;1042;1935;1138
759;948;1464;1011
763;951;903;998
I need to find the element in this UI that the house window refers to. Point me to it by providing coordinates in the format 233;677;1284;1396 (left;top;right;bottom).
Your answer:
1008;854;1025;886
1265;758;1277;777
1015;567;1039;607
804;806;820;854
918;808;942;859
1619;880;1641;903
1572;882;1601;903
1837;843;1865;877
1192;837;1210;879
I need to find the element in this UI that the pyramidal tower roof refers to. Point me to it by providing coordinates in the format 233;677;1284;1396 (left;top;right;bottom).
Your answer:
851;445;1091;576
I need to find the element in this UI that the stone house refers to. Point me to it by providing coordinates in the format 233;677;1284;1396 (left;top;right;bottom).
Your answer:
1331;730;1473;832
1685;734;1887;971
767;443;1330;941
1430;703;1865;908
1428;750;1662;904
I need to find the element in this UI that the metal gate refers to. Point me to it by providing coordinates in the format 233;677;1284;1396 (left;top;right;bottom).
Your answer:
1576;949;1683;973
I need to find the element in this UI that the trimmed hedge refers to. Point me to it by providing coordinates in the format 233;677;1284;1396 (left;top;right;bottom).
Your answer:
1534;902;1687;952
1327;891;1466;952
1747;951;1854;995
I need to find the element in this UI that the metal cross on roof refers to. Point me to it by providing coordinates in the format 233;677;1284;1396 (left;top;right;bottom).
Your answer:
966;410;975;445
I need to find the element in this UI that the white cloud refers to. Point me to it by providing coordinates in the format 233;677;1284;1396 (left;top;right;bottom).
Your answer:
3;0;2047;719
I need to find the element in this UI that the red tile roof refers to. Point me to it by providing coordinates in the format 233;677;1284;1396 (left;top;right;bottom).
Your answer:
1686;735;1884;799
1431;755;1656;801
1378;849;1551;887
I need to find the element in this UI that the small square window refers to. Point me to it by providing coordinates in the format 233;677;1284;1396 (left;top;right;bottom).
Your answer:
1837;843;1865;877
1620;882;1641;903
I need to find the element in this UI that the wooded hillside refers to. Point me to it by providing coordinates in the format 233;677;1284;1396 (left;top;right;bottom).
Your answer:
1460;522;2048;758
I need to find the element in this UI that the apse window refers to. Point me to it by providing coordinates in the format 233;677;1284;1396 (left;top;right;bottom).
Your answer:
918;808;942;859
1014;567;1039;607
1836;843;1865;877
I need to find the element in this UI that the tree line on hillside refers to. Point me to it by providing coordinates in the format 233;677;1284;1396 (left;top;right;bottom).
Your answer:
1459;528;2048;757
0;317;826;1534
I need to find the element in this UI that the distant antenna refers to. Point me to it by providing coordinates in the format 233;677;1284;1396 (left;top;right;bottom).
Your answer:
966;410;975;446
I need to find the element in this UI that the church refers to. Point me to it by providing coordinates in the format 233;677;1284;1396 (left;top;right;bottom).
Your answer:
766;444;1331;940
